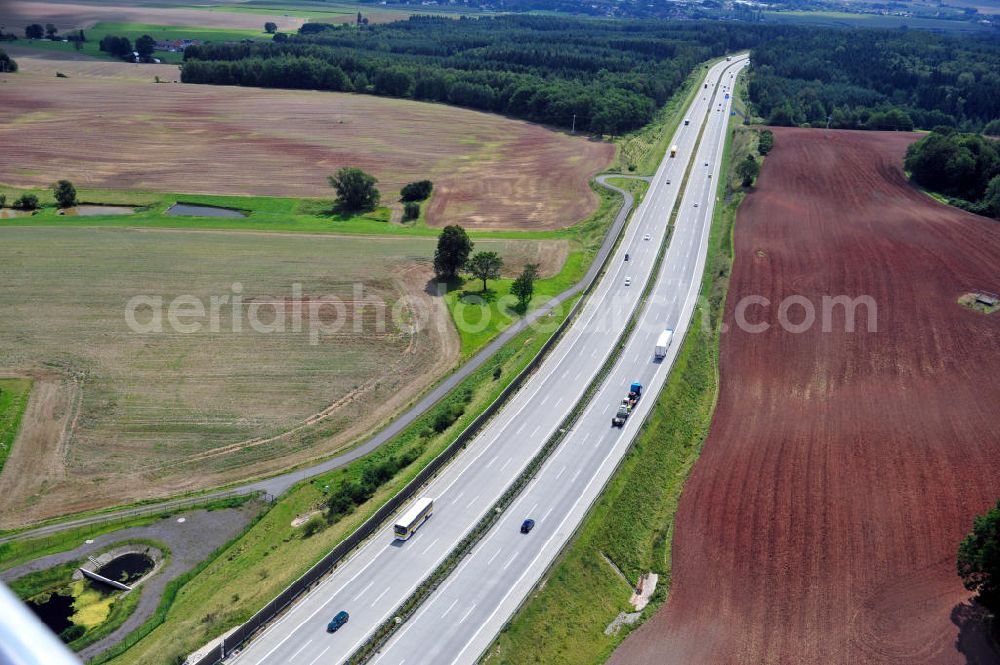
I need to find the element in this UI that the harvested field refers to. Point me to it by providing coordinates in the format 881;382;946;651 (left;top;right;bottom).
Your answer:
0;0;305;32
610;129;1000;664
0;60;613;231
0;227;561;527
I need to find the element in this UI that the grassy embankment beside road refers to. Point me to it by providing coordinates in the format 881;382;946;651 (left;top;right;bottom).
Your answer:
0;378;31;478
485;109;762;665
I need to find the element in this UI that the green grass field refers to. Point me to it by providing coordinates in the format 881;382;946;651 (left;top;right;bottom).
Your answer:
485;118;757;665
0;378;31;479
16;21;268;64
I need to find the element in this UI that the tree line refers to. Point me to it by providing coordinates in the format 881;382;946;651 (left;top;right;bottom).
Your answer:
905;128;1000;219
748;28;1000;132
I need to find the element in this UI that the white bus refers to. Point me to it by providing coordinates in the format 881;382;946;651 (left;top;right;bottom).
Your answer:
393;496;434;541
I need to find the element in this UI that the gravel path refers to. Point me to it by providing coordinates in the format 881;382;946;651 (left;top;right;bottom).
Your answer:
2;502;264;661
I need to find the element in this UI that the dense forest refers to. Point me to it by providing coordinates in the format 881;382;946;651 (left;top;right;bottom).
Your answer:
181;17;1000;135
750;29;1000;131
905;128;1000;218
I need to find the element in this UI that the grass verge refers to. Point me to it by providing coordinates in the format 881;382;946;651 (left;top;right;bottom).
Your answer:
483;116;760;665
0;377;31;478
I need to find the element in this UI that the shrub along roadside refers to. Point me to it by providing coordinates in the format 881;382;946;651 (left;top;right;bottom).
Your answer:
484;122;758;665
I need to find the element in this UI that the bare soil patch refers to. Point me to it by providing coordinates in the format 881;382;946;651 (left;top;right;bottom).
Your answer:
0;62;613;231
610;129;1000;664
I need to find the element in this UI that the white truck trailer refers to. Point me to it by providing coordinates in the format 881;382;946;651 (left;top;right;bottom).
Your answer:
655;328;674;359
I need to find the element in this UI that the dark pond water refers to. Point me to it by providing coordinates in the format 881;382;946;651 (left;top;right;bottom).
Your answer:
96;553;155;586
28;590;75;636
165;203;246;218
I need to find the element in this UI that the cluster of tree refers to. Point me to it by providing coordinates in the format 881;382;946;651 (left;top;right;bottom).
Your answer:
400;180;433;221
324;447;423;522
748;28;1000;132
10;193;39;210
0;48;17;73
757;128;774;155
905;128;1000;219
24;23;59;40
99;33;157;61
433;225;537;307
736;153;760;187
957;498;1000;618
181;17;787;134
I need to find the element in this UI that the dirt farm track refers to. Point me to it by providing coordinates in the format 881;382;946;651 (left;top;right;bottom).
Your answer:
611;129;1000;664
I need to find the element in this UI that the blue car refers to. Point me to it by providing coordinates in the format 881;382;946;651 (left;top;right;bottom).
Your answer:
520;519;535;534
327;611;349;633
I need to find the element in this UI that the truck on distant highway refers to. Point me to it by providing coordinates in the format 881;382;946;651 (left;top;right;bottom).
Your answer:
669;145;678;158
611;382;643;427
684;118;690;126
655;329;674;359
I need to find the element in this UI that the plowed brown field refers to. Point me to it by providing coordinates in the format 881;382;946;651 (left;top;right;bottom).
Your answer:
610;128;1000;664
0;62;612;231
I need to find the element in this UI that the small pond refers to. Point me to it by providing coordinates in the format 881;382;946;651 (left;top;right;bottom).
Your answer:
59;205;135;216
28;589;75;636
0;209;35;218
165;203;246;218
96;552;155;586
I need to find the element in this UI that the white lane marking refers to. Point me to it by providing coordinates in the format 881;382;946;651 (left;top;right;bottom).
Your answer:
487;547;503;565
485;455;497;469
571;468;582;482
289;639;312;661
499;457;512;472
306;647;329;665
503;551;520;570
421;537;440;555
351;580;375;601
528;502;538;515
459;604;477;625
468;494;480;508
370;587;391;607
530;425;541;438
542;506;554;521
453;491;464;504
441;598;459;618
555;465;565;480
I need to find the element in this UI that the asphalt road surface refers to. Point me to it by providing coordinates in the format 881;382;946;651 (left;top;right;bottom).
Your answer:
228;56;748;665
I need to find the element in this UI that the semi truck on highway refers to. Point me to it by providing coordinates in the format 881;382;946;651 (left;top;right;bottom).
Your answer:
611;382;643;427
670;145;678;158
655;329;674;359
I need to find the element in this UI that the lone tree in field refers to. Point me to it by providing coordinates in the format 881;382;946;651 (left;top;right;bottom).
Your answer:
25;24;44;39
433;225;473;281
264;22;278;34
328;167;380;212
466;251;503;292
737;153;760;187
958;499;1000;613
0;48;17;73
400;180;433;202
510;263;538;311
45;23;58;40
52;180;77;208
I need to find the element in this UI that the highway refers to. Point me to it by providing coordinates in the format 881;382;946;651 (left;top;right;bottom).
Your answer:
227;55;748;665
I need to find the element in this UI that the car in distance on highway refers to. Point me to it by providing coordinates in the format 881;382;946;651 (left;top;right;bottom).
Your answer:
624;276;632;286
520;519;535;534
643;233;651;241
327;611;349;633
694;202;699;207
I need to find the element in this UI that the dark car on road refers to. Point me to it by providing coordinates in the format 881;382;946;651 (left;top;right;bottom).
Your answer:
327;611;349;632
520;519;535;534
